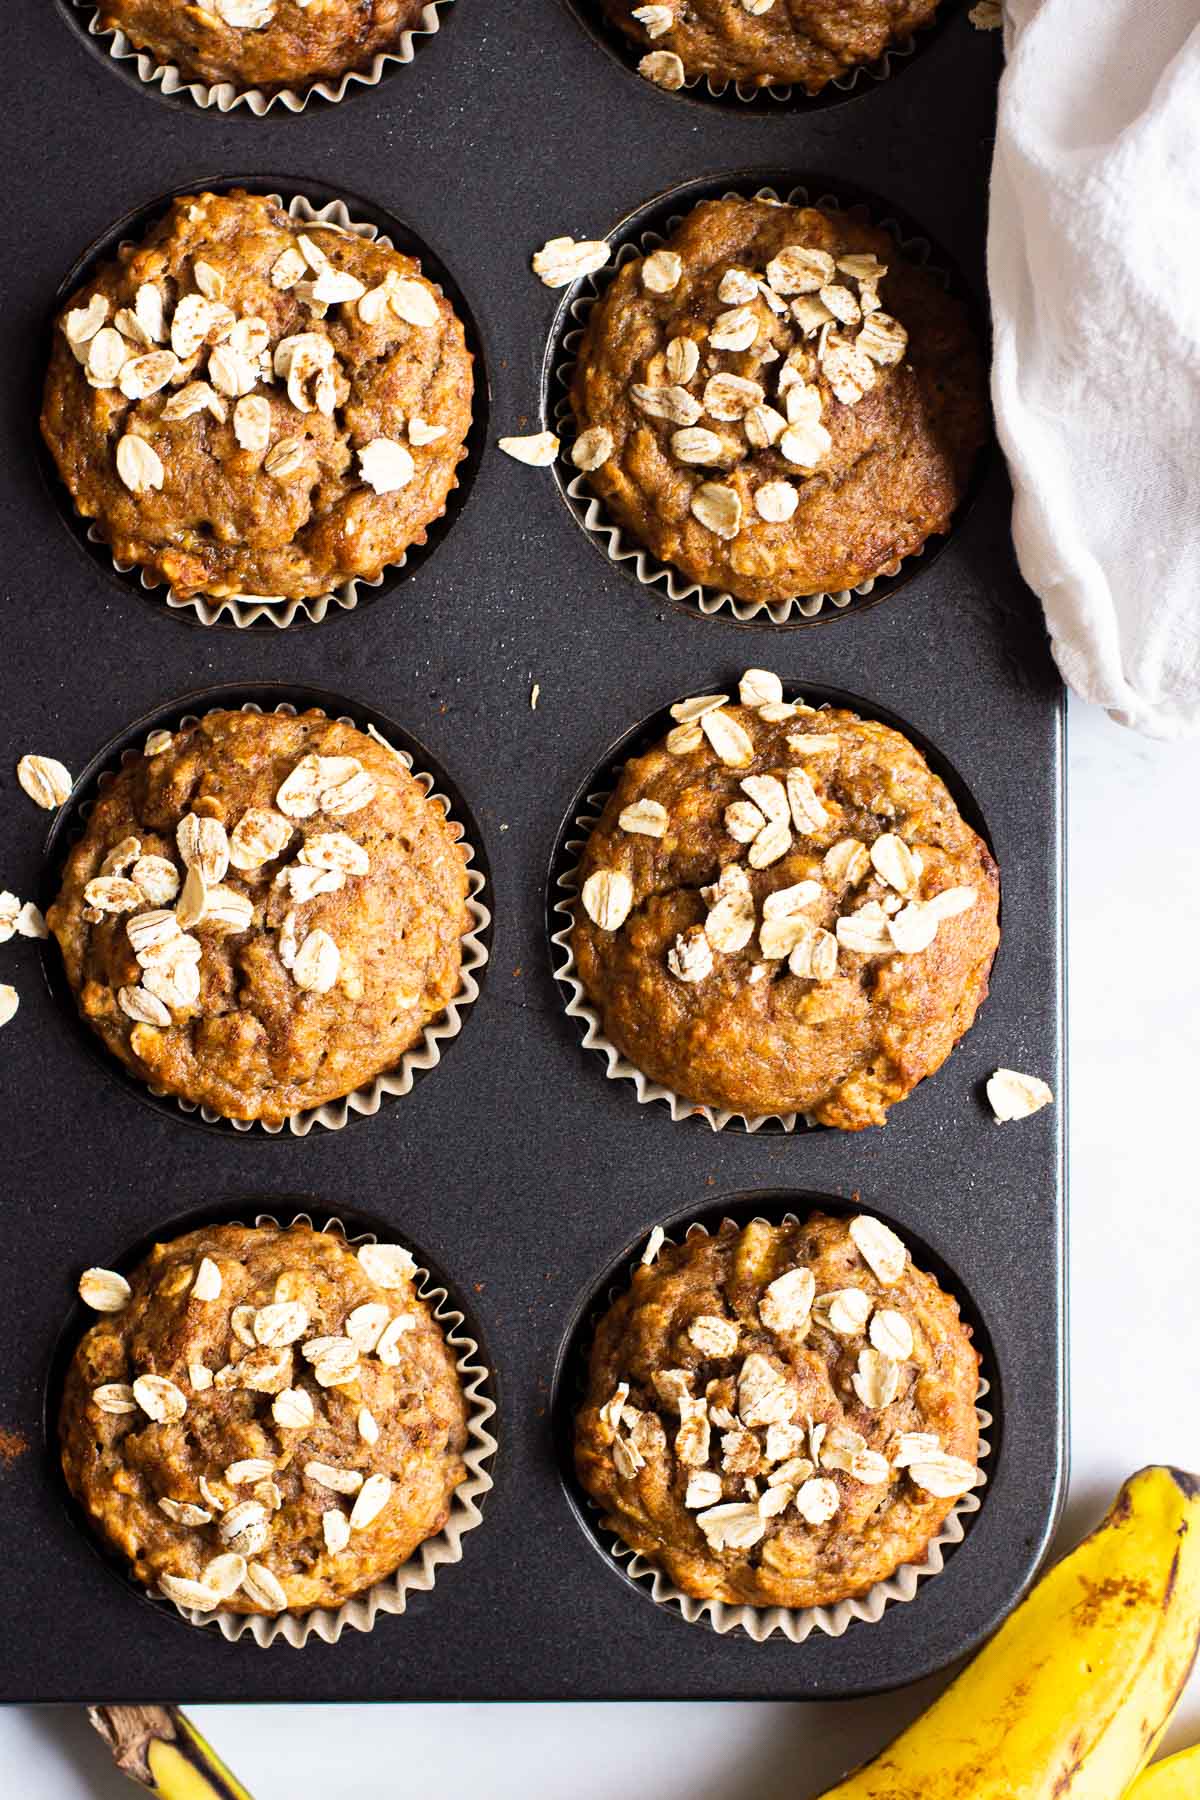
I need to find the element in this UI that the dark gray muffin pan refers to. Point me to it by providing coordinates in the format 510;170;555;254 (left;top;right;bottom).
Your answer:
0;3;1063;1702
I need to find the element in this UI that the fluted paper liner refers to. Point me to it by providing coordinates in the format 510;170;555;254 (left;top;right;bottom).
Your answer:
167;1210;496;1647
677;30;917;107
84;192;466;629
551;183;948;624
61;699;489;1136
577;1213;990;1644
72;0;450;115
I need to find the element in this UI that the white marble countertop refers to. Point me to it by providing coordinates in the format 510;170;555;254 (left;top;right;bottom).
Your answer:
8;692;1200;1798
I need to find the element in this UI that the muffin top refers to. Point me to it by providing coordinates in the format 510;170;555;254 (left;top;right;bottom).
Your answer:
571;669;999;1129
96;1;430;95
613;0;942;95
575;1212;981;1610
569;196;985;606
62;1223;469;1616
47;708;470;1126
41;190;473;603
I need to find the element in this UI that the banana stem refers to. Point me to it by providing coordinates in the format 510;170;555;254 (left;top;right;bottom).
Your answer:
88;1705;256;1799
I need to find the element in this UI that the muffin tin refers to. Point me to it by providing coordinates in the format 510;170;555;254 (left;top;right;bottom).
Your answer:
1;2;1065;1703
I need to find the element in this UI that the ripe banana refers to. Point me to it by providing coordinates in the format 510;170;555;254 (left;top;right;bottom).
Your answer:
1127;1744;1200;1798
816;1465;1200;1800
89;1705;255;1799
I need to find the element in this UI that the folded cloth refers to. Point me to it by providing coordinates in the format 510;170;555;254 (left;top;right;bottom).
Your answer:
988;0;1200;737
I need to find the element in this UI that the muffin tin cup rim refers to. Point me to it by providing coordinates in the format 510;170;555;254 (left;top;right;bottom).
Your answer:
543;172;992;628
559;0;966;118
38;683;492;1139
547;673;997;1134
48;1201;497;1650
40;178;488;631
554;1197;992;1646
62;0;454;116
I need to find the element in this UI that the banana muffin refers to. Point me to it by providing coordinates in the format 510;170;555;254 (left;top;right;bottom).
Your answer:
41;189;473;604
93;1;431;96
569;194;985;607
575;1212;981;1610
614;0;942;95
571;668;999;1128
47;707;470;1126
62;1222;469;1616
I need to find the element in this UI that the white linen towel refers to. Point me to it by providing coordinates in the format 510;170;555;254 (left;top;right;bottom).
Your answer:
988;0;1200;737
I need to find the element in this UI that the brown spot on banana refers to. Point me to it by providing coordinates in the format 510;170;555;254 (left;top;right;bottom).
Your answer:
1050;1727;1091;1795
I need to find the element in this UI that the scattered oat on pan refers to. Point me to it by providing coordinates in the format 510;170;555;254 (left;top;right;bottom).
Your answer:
986;1068;1054;1122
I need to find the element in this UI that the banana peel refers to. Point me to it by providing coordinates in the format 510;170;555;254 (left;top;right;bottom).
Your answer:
1126;1745;1200;1798
89;1705;255;1799
816;1465;1200;1800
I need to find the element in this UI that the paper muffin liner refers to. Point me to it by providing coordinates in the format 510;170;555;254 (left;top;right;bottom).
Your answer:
577;0;954;112
575;1212;991;1643
70;0;451;115
551;182;952;625
160;1209;497;1647
59;698;489;1136
676;29;917;108
79;190;468;629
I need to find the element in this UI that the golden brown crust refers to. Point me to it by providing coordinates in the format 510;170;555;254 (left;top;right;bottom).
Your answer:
605;0;941;93
570;197;986;606
41;190;473;603
571;686;999;1128
97;0;429;94
47;708;470;1126
61;1223;469;1615
575;1214;980;1609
